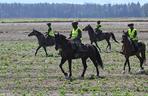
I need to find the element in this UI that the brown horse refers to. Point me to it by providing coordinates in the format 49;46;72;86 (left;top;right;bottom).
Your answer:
54;33;103;79
28;29;55;56
121;31;146;73
83;24;119;52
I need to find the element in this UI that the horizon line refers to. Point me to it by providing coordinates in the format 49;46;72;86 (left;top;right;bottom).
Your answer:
0;2;145;5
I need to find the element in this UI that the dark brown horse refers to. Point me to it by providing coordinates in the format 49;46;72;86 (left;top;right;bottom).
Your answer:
28;29;55;56
83;24;119;52
54;33;103;79
121;31;146;73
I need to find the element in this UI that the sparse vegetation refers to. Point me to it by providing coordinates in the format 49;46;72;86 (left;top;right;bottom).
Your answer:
0;40;147;95
0;20;147;95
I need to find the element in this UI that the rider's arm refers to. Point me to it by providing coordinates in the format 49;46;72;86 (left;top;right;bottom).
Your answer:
126;31;130;37
48;28;51;34
95;28;98;32
133;30;137;38
69;31;72;39
77;29;82;39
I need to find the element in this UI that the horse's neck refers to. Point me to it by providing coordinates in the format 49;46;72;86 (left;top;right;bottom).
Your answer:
88;28;95;37
36;32;45;41
123;39;133;52
61;39;70;50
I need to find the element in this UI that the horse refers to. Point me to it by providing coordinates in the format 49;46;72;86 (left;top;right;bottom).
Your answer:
82;24;119;52
121;31;146;73
28;29;55;56
54;33;103;79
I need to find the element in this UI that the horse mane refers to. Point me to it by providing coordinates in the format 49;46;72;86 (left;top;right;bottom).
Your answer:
88;25;95;33
59;34;67;39
88;24;94;30
122;32;132;45
55;33;67;40
34;29;43;35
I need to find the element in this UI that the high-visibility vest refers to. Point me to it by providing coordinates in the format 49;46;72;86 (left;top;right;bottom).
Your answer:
71;28;80;39
96;24;101;29
96;24;102;32
48;29;55;37
128;28;138;41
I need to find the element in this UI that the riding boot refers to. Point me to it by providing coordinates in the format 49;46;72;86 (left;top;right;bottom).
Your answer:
133;43;138;52
132;40;138;52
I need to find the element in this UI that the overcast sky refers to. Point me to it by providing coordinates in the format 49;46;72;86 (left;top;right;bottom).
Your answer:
0;0;146;5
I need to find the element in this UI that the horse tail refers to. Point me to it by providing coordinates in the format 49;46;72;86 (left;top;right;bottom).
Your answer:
93;45;104;69
110;32;119;43
141;43;146;64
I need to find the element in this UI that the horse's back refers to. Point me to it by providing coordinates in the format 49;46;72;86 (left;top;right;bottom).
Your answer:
45;37;55;46
138;42;146;50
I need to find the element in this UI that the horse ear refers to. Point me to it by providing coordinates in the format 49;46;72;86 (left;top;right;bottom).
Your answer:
55;32;59;36
122;30;125;33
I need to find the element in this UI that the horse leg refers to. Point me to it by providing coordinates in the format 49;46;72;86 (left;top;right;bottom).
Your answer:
106;40;111;52
94;41;101;52
122;58;128;74
91;41;93;44
136;54;144;71
68;59;72;79
35;46;41;56
81;58;87;78
59;58;68;78
127;58;131;73
43;46;48;57
90;57;99;77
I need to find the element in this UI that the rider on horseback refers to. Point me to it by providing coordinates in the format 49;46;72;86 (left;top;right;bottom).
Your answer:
47;22;55;38
69;21;82;43
46;22;55;47
95;21;102;35
69;21;84;53
127;23;138;52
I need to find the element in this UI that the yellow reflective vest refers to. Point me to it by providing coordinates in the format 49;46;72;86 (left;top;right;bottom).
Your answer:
128;29;138;41
48;29;55;37
96;24;101;29
71;28;80;39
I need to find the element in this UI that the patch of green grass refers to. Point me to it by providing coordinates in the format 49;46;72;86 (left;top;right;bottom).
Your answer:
0;40;147;95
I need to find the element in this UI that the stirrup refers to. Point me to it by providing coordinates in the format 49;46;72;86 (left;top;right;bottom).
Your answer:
119;51;124;54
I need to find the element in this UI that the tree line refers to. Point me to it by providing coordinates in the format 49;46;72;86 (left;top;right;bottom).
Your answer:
0;2;148;18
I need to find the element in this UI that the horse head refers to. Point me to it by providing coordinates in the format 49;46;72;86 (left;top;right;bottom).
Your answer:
55;33;67;50
122;30;131;44
82;24;92;31
28;29;37;36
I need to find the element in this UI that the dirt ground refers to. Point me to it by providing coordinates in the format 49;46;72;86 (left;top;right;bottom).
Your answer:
0;22;148;41
0;22;148;95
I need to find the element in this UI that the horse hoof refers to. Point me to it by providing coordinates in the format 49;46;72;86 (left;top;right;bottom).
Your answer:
78;76;84;80
137;69;145;74
122;70;125;74
96;75;101;79
64;73;68;77
128;71;132;74
65;76;70;80
89;74;95;79
108;50;111;53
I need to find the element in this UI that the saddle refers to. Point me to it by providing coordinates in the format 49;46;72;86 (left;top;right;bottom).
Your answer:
95;32;105;40
131;41;140;52
46;36;55;45
71;42;87;53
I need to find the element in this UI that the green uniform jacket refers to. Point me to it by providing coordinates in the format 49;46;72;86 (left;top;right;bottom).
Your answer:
48;28;55;37
128;28;138;41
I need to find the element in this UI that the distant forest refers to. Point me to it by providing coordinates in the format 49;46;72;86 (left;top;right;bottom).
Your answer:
0;2;148;18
